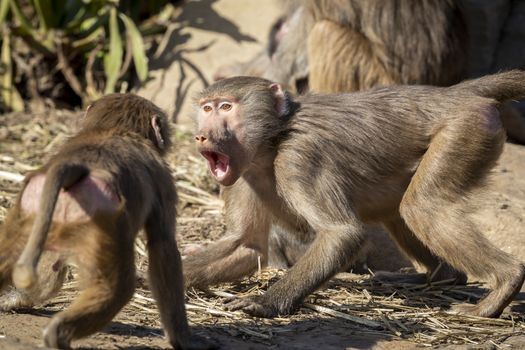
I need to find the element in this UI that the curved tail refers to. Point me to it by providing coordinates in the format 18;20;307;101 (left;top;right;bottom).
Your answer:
453;70;525;102
12;163;89;289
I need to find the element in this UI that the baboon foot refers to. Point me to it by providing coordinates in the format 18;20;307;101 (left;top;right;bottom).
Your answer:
372;271;427;284
451;264;525;318
225;295;282;318
430;264;467;285
372;264;467;285
44;316;72;349
0;288;33;311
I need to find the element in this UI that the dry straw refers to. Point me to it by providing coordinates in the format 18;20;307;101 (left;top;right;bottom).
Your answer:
0;115;523;348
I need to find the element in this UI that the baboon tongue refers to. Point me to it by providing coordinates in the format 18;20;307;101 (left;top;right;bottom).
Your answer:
214;155;229;179
202;151;230;181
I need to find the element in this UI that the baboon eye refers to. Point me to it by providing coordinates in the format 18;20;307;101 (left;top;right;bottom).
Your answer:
220;102;232;111
203;105;212;112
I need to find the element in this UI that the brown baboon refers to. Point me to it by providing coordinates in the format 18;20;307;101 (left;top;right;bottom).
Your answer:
185;72;525;319
214;0;525;271
0;94;211;349
213;1;467;273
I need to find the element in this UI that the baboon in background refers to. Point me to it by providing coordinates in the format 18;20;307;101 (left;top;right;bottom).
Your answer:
186;72;525;319
0;94;211;349
215;0;467;91
0;252;67;311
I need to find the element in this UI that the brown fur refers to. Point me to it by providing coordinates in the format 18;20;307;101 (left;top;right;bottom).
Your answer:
0;94;210;349
186;72;525;319
304;0;466;90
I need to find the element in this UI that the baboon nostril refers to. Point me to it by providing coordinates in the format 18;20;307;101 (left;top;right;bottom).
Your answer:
195;135;207;142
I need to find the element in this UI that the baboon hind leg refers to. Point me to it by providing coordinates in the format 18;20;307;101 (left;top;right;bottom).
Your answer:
145;206;214;349
400;108;525;317
145;211;191;349
43;225;135;348
0;216;27;292
374;216;467;285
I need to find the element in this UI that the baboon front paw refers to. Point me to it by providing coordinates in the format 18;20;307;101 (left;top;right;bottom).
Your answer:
224;295;279;318
449;303;496;318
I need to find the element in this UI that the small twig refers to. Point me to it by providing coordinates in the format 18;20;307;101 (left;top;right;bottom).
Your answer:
86;42;103;101
153;22;179;59
133;292;155;303
489;339;504;349
185;303;236;318
130;301;157;314
176;180;221;201
55;37;83;97
210;290;235;299
237;326;272;340
303;303;382;329
119;35;133;79
0;170;24;182
379;313;402;336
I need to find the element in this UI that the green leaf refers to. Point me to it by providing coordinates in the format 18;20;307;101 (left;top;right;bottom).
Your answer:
0;0;9;25
119;13;148;82
71;26;103;50
33;0;50;30
103;7;122;94
33;0;65;29
1;30;24;112
9;0;34;34
64;4;88;31
79;16;99;32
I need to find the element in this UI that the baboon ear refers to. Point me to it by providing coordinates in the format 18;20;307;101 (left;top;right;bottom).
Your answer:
270;83;288;117
150;115;165;150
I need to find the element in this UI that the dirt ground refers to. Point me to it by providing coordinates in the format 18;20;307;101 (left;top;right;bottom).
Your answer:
0;0;525;349
137;0;282;125
0;107;524;350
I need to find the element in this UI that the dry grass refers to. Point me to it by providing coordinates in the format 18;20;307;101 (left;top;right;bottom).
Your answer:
0;110;523;348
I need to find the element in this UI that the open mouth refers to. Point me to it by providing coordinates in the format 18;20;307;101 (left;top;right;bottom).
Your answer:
201;150;231;182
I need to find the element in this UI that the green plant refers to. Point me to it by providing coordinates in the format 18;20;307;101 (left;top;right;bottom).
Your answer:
0;0;178;112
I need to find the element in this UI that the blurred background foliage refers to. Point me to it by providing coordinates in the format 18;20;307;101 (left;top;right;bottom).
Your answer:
0;0;183;112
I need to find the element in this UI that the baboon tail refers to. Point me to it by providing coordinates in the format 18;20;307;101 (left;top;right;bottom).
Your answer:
12;163;89;289
454;70;525;102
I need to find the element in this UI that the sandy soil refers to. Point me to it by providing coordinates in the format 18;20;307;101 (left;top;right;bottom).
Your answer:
137;0;281;125
0;109;524;350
